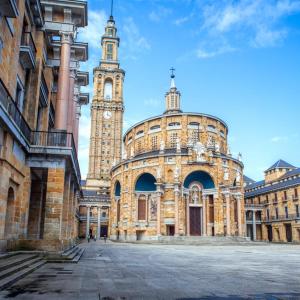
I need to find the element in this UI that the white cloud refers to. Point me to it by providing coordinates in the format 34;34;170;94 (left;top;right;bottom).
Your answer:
174;16;190;26
195;0;300;57
270;136;288;143
121;17;150;60
78;10;107;49
149;7;172;22
197;45;236;59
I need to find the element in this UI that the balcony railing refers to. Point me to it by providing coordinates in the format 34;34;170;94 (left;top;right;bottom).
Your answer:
245;203;264;210
292;195;299;201
282;197;288;202
0;79;81;182
20;31;36;69
0;79;31;141
263;214;300;222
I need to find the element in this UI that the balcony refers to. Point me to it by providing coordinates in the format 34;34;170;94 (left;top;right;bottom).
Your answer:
272;199;278;205
263;214;300;222
25;0;44;27
0;0;18;18
30;130;81;181
244;203;264;210
79;93;89;105
0;79;81;184
282;196;288;203
292;195;299;201
20;32;36;69
0;79;31;143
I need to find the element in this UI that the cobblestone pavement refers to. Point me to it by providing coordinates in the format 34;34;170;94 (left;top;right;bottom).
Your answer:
0;241;300;300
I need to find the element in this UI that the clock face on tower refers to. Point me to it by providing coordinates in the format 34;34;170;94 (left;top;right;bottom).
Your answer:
103;111;112;119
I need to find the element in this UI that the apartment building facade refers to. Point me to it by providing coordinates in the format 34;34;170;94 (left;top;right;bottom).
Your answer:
0;0;88;251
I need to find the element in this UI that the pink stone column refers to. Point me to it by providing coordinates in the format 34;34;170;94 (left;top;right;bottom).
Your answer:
237;196;243;236
67;69;76;133
55;32;73;130
186;195;190;236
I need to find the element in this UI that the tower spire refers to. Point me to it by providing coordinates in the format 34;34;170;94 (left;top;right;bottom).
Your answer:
110;0;114;20
170;67;176;89
164;68;182;114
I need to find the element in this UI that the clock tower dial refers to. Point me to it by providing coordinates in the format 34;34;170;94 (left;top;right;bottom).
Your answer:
86;14;125;190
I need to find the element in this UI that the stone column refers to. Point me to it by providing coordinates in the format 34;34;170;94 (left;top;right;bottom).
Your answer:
226;194;231;236
55;32;73;130
44;168;65;240
202;195;207;236
67;69;76;134
237;196;242;236
97;206;101;240
86;205;90;239
174;186;180;236
252;210;256;241
186;195;190;236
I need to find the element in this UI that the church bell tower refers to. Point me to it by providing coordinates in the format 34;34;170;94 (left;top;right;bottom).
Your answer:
86;13;125;192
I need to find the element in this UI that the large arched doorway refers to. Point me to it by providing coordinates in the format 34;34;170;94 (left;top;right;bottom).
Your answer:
134;173;157;240
4;187;15;239
183;171;215;236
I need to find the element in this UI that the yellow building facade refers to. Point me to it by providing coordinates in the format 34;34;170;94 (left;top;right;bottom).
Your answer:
245;160;300;243
110;74;246;241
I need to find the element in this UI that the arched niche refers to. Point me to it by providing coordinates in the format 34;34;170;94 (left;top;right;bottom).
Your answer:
183;170;215;189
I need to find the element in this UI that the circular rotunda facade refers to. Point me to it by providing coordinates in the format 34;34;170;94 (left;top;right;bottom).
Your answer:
109;74;245;241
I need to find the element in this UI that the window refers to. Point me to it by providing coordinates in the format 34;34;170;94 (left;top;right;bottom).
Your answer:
106;43;113;60
15;77;25;113
266;195;269;202
104;80;112;100
190;129;200;143
275;207;278;219
295;188;298;198
285;206;288;218
107;28;113;36
170;94;175;108
169;132;178;148
168;122;180;127
274;193;278;202
296;205;299;218
150;125;160;132
267;209;270;220
102;212;106;218
284;191;287;200
151;136;158;150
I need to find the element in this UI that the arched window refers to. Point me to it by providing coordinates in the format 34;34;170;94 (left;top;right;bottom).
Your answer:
150;125;160;131
114;181;121;197
168;122;180;127
106;43;113;60
5;187;15;238
104;80;113;100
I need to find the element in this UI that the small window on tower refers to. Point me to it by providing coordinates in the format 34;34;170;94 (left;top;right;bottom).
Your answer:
104;80;113;100
106;43;113;60
107;28;113;36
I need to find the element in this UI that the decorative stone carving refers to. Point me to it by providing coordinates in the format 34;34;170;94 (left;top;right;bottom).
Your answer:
236;170;241;183
156;167;162;179
174;166;180;180
207;136;214;148
227;147;232;156
194;142;206;162
224;168;229;181
150;195;157;221
176;137;181;152
215;142;220;153
122;148;127;160
159;140;165;152
130;146;134;158
238;152;242;162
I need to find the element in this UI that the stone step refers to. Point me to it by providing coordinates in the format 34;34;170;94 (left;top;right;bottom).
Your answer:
72;248;85;263
0;254;38;273
0;258;46;290
62;245;78;257
0;257;43;281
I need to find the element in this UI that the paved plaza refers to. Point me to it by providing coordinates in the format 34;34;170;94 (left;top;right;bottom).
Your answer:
0;241;300;300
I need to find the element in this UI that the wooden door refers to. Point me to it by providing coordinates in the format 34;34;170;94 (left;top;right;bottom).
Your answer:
190;207;201;236
285;224;292;242
267;225;272;241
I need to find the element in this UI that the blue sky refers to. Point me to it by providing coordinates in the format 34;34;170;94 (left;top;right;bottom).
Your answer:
77;0;300;181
